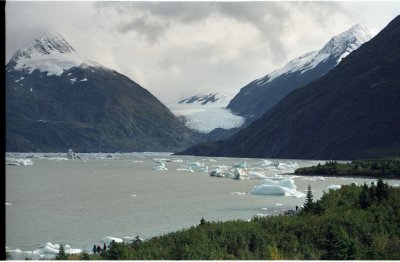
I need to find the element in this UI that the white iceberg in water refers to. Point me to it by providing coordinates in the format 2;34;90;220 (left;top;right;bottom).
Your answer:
176;166;194;172
251;184;288;195
99;236;123;244
152;161;168;171
254;160;273;167
261;178;297;189
42;245;59;254
326;184;342;190
251;178;305;198
209;166;235;178
233;168;250;180
233;161;249;168
249;171;266;180
7;242;84;260
6;158;33;166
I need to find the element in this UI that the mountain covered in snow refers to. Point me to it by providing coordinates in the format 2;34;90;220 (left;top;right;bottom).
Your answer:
178;16;400;160
168;92;244;134
6;32;201;152
227;24;372;122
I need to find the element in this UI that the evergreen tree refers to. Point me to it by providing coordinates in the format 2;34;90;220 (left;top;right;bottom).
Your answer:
369;182;377;201
359;183;371;209
303;185;314;212
376;178;389;201
80;251;90;260
55;244;67;260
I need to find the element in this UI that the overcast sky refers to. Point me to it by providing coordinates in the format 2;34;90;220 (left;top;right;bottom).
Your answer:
6;1;400;104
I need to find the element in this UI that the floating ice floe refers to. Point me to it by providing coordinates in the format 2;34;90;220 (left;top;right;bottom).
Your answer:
47;157;69;161
197;165;209;173
230;192;248;195
6;158;33;166
152;161;168;171
249;171;266;180
123;236;135;242
251;178;305;198
176;166;194;172
5;202;12;206
232;161;249;168
7;242;83;260
177;162;208;173
132;160;143;164
233;168;250;180
326;184;342;190
254;160;273;167
99;236;123;244
6;248;45;260
209;167;235;178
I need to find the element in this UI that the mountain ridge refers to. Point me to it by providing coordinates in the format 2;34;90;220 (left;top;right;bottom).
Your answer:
227;23;372;122
177;16;400;160
6;33;202;152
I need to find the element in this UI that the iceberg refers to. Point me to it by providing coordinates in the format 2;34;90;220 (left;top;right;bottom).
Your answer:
233;161;249;168
251;178;305;198
176;166;194;172
209;166;235;178
6;158;33;166
230;192;248;195
261;178;297;189
326;184;342;190
249;171;266;180
99;236;123;244
152;161;168;171
233;168;250;180
254;160;273;167
251;184;288;195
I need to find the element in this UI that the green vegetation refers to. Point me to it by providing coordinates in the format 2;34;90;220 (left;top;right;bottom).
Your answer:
55;244;67;260
58;179;400;260
295;158;400;178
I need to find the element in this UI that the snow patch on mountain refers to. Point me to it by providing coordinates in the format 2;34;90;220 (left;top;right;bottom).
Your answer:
254;24;372;86
320;24;372;63
178;92;233;107
9;32;100;76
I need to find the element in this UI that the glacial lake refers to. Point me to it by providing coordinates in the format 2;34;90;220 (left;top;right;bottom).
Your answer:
6;152;400;259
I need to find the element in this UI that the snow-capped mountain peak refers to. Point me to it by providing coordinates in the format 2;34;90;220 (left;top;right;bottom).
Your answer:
319;23;372;62
32;32;76;54
254;24;372;86
8;32;98;76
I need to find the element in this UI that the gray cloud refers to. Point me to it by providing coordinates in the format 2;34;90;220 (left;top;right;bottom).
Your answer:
94;2;292;62
6;1;400;104
118;15;171;43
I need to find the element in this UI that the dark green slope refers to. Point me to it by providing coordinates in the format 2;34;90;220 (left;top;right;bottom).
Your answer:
6;66;201;152
178;15;400;160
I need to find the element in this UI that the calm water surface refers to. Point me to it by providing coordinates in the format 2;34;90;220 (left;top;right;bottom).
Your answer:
6;152;399;259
